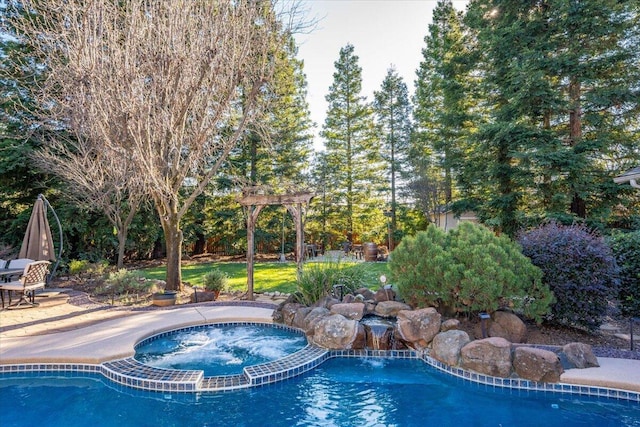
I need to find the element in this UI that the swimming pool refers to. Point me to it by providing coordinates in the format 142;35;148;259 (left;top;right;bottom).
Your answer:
134;324;307;376
1;358;638;427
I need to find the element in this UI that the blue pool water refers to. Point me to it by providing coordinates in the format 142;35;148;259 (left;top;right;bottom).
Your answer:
1;358;638;427
135;324;307;376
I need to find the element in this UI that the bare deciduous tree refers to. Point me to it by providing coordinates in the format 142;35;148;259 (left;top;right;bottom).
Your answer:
33;136;146;269
11;0;295;290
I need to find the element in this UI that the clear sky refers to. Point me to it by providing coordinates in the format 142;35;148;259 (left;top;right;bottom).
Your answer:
293;0;469;150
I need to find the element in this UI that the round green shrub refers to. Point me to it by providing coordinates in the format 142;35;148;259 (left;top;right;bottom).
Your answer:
390;223;553;322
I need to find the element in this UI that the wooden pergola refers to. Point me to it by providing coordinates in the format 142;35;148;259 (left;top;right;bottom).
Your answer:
238;187;314;300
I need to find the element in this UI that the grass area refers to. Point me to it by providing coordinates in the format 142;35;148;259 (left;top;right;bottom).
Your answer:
140;261;390;294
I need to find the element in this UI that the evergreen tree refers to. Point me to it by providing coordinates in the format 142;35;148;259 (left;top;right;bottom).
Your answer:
373;67;412;249
412;0;477;224
321;44;384;244
463;0;640;233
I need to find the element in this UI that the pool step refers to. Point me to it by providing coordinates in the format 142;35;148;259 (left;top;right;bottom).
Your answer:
243;345;329;386
102;358;203;392
200;374;250;390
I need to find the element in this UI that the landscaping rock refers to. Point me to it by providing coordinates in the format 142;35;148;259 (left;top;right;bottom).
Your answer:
190;290;218;303
374;301;412;318
342;294;356;303
302;307;330;336
473;311;527;342
281;303;305;326
513;347;563;382
373;287;396;302
313;296;341;310
355;287;375;300
310;314;365;350
396;307;442;349
431;330;470;366
441;319;460;332
491;311;527;343
292;306;313;330
461;337;512;378
330;302;365;321
561;342;599;369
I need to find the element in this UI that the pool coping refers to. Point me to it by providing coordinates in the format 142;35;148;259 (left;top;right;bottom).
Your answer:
0;302;639;402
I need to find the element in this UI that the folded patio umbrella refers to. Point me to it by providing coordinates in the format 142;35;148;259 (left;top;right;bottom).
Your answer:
19;196;56;261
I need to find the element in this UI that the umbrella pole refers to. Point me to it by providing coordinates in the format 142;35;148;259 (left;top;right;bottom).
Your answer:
39;194;63;284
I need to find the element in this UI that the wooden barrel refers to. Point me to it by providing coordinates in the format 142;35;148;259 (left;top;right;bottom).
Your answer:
364;242;378;262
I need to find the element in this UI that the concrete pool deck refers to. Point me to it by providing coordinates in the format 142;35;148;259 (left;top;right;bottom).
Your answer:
1;295;639;394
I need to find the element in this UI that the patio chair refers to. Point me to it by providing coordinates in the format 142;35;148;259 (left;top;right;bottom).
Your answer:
0;260;50;309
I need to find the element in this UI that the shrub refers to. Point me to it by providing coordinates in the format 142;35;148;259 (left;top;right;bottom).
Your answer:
68;259;90;277
296;261;368;306
68;259;110;279
202;269;228;293
386;226;449;309
609;230;640;317
96;269;151;296
390;223;553;322
518;222;620;331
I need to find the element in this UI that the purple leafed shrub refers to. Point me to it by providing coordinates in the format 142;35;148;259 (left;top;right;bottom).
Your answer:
518;222;620;331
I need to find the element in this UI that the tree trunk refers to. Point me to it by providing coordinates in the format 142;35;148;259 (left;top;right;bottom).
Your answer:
160;214;183;291
193;232;206;255
116;229;127;269
569;78;586;218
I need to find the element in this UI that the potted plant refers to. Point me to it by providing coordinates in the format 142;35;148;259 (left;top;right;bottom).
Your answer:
201;269;228;301
152;289;178;307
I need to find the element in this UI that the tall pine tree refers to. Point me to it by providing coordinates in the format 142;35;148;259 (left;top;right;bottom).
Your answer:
374;67;412;249
412;0;477;225
321;44;383;244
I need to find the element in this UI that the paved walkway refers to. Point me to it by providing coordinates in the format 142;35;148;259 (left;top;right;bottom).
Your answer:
1;293;639;394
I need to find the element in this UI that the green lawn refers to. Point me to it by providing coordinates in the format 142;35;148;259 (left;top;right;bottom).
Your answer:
141;261;390;294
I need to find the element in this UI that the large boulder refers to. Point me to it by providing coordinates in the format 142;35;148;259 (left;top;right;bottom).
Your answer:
475;311;527;343
310;314;365;350
513;347;563;382
292;306;313;330
430;330;471;366
354;287;375;301
560;342;599;369
460;337;512;378
396;308;442;349
330;302;365;321
373;287;396;302
302;307;330;336
281;303;305;326
441;319;460;332
374;301;412;318
491;311;527;343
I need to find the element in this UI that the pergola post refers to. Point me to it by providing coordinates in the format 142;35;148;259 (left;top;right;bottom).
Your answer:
244;204;265;301
286;202;306;279
238;188;314;300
